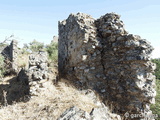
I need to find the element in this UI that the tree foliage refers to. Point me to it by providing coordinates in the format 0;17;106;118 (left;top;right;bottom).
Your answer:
151;79;160;119
22;39;58;62
23;40;45;53
46;41;58;62
151;59;160;119
152;59;160;80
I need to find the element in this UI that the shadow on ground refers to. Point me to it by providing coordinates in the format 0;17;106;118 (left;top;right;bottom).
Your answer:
0;76;30;106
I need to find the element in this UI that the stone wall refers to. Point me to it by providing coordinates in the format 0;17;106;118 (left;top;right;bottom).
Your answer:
10;40;18;73
29;52;48;96
18;52;49;96
58;13;156;119
1;40;18;74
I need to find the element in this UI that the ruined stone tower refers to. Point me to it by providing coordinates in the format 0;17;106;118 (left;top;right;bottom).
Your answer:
58;13;156;119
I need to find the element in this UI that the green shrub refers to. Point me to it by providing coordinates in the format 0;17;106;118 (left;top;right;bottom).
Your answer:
151;58;160;119
21;40;58;65
151;80;160;120
0;54;5;78
29;40;45;52
46;42;58;62
152;59;160;80
0;43;8;48
21;47;30;55
23;40;45;53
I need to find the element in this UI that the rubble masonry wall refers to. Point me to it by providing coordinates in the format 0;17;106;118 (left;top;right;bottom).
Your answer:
58;13;156;119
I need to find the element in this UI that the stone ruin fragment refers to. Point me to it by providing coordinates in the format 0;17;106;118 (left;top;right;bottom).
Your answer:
0;40;19;74
18;52;49;96
58;105;121;120
28;52;49;95
58;12;156;119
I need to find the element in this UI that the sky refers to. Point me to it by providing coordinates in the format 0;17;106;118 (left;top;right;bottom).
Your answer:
0;0;160;58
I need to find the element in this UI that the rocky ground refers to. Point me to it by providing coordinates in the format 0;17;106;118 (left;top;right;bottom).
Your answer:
0;67;121;120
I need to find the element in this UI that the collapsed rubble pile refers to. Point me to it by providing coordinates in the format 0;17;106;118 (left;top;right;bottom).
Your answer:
58;12;156;119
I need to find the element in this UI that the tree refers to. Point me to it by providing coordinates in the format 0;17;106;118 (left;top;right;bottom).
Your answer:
151;58;160;119
22;39;45;53
46;41;58;62
29;39;45;52
152;59;160;80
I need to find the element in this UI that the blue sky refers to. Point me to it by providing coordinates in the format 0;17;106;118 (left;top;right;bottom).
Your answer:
0;0;160;58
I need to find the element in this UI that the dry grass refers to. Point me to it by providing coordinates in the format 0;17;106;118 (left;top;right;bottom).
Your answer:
0;78;98;120
17;54;29;69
